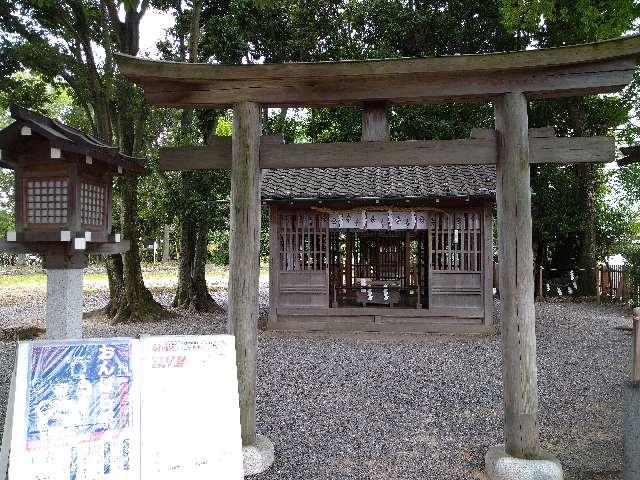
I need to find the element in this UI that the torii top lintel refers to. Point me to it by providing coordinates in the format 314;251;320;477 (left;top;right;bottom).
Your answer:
116;35;640;108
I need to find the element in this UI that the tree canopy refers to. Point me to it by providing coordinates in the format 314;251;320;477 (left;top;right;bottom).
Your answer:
0;0;638;311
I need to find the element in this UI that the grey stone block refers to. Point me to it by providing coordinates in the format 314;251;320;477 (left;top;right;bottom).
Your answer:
625;381;640;480
243;434;274;476
486;446;563;480
45;268;83;339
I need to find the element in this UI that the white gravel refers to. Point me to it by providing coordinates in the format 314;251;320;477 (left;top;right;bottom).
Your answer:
0;288;633;480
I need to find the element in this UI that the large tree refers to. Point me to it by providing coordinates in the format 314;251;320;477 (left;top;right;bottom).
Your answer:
499;0;639;293
0;0;165;321
154;0;225;312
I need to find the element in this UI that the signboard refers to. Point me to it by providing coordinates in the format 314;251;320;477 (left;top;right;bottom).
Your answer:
139;335;243;479
0;335;243;480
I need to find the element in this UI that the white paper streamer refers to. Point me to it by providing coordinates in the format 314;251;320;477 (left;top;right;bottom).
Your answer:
389;211;416;230
341;210;365;229
415;212;428;230
366;211;388;230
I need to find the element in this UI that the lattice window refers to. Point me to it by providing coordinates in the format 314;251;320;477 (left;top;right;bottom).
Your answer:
279;213;328;271
25;179;68;225
81;182;106;226
430;210;482;271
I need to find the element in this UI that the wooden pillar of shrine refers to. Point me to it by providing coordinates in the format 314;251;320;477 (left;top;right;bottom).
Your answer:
494;93;541;458
229;101;261;447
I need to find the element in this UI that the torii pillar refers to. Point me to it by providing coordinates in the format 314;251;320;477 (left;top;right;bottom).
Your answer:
485;92;562;478
228;101;275;475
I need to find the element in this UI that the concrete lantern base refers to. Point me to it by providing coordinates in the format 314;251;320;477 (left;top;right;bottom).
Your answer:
45;268;83;339
243;434;274;476
485;446;563;480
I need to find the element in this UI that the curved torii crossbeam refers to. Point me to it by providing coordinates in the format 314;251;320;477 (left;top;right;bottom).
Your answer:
116;35;640;106
117;35;640;479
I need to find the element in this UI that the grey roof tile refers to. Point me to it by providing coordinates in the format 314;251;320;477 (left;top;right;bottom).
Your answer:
262;165;496;200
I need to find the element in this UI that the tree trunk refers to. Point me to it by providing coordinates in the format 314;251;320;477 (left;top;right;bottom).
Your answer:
191;214;219;312
173;176;196;308
103;252;124;318
172;171;221;312
162;224;171;262
101;2;167;322
170;0;220;313
110;172;165;322
568;98;597;296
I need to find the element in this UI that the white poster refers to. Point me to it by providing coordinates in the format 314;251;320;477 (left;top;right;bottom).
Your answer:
139;335;243;480
6;338;140;480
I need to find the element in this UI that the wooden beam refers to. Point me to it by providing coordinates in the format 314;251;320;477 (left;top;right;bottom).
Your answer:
141;58;635;107
116;36;640;107
228;101;261;447
0;240;130;255
159;135;282;170
494;92;540;458
85;240;131;255
159;135;614;171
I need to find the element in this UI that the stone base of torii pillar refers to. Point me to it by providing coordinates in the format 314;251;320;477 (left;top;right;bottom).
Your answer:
242;434;275;476
485;446;563;480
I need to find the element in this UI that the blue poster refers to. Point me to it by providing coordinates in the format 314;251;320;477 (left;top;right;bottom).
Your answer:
25;341;132;450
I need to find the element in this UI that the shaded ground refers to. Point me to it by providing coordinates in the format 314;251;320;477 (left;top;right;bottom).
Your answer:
0;266;632;479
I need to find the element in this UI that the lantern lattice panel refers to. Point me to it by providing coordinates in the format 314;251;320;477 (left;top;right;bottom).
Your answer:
25;179;68;224
81;182;105;226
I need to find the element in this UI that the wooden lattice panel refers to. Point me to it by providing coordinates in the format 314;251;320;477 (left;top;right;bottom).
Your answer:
81;182;105;226
430;210;482;272
278;213;328;271
25;179;68;225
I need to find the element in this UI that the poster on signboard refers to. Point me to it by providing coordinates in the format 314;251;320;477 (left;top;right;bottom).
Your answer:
6;338;140;480
2;335;243;480
139;335;244;480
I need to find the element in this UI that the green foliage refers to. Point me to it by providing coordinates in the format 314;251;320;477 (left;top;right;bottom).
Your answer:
498;0;639;271
498;0;639;46
0;169;14;235
0;0;637;273
0;72;76;127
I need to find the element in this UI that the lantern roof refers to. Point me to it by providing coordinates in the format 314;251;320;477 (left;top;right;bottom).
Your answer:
0;105;146;173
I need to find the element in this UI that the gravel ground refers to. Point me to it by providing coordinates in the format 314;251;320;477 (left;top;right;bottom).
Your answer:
0;282;633;480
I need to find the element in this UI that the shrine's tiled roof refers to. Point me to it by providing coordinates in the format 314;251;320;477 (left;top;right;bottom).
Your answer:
262;165;496;202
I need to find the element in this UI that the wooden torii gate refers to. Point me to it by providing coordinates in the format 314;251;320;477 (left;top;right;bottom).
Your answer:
116;35;640;478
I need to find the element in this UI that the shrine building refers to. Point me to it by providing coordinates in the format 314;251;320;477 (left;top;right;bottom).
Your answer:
262;163;495;334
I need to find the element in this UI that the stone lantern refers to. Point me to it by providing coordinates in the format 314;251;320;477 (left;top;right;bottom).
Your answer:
0;105;145;338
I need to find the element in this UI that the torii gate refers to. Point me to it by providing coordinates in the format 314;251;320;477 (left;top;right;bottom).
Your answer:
116;35;640;478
